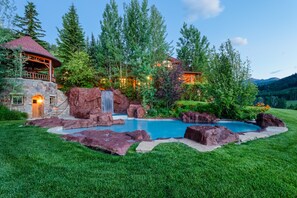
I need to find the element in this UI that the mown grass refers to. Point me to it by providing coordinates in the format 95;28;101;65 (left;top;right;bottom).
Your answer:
0;109;297;197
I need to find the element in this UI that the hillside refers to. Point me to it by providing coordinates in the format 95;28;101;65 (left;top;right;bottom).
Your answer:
258;73;297;92
257;73;297;108
251;77;279;86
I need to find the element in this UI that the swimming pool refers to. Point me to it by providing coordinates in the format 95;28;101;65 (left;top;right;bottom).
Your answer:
63;119;261;140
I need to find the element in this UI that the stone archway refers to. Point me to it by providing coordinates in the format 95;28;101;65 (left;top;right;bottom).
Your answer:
32;95;44;118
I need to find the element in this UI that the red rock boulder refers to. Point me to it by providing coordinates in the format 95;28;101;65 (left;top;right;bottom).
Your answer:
181;112;217;123
68;87;102;119
61;130;151;155
256;113;285;128
127;104;146;118
184;126;239;146
26;117;64;128
113;89;130;113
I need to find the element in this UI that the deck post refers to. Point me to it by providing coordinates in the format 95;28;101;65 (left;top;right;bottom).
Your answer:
49;60;52;82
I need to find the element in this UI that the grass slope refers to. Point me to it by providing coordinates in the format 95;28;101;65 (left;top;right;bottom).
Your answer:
0;109;297;197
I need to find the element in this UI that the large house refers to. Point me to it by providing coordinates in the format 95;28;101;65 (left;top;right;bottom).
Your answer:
0;36;69;118
167;57;202;84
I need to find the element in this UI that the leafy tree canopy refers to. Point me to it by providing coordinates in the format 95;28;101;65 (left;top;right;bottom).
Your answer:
56;51;96;90
177;23;210;72
205;40;258;119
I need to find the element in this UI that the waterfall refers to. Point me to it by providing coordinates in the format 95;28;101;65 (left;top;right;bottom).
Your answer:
101;91;114;113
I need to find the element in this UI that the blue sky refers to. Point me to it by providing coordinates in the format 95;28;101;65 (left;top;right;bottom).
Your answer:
13;0;297;79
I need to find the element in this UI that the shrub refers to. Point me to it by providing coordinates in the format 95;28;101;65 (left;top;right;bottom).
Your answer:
0;105;28;121
171;100;215;118
237;106;269;120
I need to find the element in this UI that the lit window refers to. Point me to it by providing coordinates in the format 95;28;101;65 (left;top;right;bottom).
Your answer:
50;96;56;106
11;95;24;105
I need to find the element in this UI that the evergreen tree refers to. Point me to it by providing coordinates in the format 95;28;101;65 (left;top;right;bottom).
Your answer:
56;4;85;64
13;2;47;48
87;33;99;68
98;0;124;81
176;23;210;72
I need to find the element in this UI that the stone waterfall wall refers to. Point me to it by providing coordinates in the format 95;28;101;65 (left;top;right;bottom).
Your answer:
68;88;130;119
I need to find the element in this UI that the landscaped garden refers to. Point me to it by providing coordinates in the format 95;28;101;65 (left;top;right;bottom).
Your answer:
1;0;297;197
0;108;297;197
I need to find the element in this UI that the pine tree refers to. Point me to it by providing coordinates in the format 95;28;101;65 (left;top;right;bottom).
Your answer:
98;0;124;81
176;23;210;72
13;1;47;48
87;33;98;68
56;4;85;64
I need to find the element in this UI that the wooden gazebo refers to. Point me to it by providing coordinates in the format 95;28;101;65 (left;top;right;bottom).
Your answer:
2;36;61;82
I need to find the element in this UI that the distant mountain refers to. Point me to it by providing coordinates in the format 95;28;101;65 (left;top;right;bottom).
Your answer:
257;73;297;101
258;73;297;91
251;77;279;86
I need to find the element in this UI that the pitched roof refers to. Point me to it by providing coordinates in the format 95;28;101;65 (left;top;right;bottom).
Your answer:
2;36;61;67
168;56;182;65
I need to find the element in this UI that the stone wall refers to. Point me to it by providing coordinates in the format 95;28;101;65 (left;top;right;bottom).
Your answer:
0;78;69;118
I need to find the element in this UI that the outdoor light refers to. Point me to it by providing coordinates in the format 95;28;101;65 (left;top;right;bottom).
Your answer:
37;99;43;103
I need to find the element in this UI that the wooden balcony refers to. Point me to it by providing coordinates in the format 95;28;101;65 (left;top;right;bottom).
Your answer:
22;71;56;83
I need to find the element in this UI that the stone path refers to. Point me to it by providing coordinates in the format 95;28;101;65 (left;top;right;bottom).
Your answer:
136;126;288;153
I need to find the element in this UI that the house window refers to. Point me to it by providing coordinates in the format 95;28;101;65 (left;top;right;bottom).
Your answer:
50;96;56;106
11;95;24;105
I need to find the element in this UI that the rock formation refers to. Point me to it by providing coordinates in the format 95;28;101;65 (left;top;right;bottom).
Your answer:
67;88;130;119
61;130;150;155
26;114;124;130
67;87;102;119
113;89;130;113
256;113;285;128
184;126;239;146
127;104;146;118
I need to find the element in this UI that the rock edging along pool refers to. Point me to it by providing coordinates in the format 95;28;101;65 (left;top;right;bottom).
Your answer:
63;119;261;140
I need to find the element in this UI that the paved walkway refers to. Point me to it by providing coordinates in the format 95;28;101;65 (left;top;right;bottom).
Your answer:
136;126;288;153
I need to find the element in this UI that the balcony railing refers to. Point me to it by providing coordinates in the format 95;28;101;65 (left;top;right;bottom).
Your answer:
22;71;56;82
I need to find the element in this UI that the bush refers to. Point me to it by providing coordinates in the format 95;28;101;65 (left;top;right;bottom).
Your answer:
0;105;28;121
237;106;270;120
171;100;215;118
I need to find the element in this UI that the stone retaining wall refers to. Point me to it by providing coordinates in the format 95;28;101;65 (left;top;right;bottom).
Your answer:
0;78;69;118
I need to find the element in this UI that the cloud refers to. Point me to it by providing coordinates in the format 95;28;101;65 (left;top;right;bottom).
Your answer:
230;37;248;46
270;70;282;74
183;0;224;22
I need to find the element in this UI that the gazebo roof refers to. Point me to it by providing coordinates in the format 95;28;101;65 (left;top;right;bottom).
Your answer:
2;36;61;67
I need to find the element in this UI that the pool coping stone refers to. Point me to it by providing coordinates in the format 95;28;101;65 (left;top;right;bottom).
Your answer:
136;126;288;153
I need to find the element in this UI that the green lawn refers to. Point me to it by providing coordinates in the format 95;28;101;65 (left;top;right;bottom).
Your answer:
1;109;297;197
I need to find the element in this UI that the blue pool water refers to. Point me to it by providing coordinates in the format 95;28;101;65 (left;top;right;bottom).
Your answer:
63;119;261;140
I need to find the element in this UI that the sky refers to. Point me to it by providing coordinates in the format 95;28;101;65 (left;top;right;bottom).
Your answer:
12;0;297;79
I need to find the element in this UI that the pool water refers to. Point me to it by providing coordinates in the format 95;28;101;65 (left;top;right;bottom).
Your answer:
63;119;261;140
